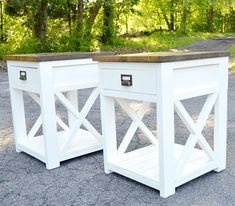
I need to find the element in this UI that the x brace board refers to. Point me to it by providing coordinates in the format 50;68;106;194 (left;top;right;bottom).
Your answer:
174;93;217;177
115;98;158;156
55;88;101;154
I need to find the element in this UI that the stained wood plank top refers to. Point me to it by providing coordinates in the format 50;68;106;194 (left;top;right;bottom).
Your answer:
93;51;229;63
4;52;113;62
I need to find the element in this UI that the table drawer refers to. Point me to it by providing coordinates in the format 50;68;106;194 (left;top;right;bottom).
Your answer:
101;67;157;95
8;66;40;92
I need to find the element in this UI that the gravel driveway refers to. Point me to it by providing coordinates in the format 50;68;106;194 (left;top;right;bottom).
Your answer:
1;37;235;205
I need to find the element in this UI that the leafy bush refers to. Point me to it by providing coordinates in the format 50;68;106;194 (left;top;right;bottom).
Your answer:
0;43;13;60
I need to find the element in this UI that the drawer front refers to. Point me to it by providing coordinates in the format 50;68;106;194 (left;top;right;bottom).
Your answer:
53;63;98;88
173;63;220;99
101;68;157;95
8;67;40;92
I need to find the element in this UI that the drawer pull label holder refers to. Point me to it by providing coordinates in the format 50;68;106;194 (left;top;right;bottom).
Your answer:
19;71;27;80
121;74;132;86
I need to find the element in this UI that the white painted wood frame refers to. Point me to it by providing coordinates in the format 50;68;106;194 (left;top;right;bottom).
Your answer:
98;56;228;198
7;58;102;169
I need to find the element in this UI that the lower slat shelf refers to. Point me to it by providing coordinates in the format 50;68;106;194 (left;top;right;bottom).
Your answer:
107;143;216;190
17;129;102;164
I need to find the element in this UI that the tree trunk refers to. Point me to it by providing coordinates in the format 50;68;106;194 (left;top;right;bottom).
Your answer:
84;0;102;37
160;0;174;31
162;13;171;30
180;0;188;34
32;0;48;41
169;0;174;31
67;0;72;34
101;0;115;44
208;5;214;32
0;1;4;42
169;13;174;31
77;0;83;31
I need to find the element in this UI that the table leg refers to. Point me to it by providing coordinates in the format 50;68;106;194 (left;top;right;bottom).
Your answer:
157;68;175;198
9;88;27;153
40;65;60;169
100;95;117;174
214;60;228;172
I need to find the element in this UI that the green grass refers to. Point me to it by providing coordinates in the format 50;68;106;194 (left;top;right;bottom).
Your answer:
231;58;235;72
101;32;234;53
228;45;235;54
0;31;234;60
228;45;235;72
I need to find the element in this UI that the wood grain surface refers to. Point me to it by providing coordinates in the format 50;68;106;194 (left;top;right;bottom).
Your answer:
93;51;229;63
4;52;113;62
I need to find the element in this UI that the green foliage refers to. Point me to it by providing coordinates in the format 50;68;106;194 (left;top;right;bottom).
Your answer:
100;31;233;53
229;45;235;54
229;45;235;72
0;0;234;61
0;43;13;59
231;59;235;72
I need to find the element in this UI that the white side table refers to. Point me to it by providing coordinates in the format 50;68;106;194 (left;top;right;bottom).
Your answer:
94;51;229;198
5;52;110;169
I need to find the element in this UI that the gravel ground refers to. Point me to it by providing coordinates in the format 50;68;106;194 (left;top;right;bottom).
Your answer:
178;36;235;66
179;37;235;52
1;38;235;205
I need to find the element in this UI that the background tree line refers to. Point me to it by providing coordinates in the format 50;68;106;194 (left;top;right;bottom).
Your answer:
0;0;234;55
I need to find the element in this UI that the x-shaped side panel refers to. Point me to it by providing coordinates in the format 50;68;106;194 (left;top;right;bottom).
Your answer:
55;88;101;154
27;92;69;139
116;99;158;156
175;93;218;177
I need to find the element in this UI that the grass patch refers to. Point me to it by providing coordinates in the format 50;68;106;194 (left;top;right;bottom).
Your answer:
101;32;234;54
228;45;235;55
0;31;234;60
228;45;235;72
231;59;235;72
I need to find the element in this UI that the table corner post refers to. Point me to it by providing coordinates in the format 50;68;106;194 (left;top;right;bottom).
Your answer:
100;93;117;174
157;65;176;197
214;57;228;172
39;62;60;169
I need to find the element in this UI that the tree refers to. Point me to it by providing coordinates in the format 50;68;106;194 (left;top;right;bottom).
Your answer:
5;0;49;41
154;0;179;31
180;0;189;34
207;0;214;32
0;0;4;42
32;0;48;40
101;0;115;43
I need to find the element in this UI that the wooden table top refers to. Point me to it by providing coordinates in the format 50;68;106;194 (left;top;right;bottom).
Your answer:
93;51;229;63
4;52;113;62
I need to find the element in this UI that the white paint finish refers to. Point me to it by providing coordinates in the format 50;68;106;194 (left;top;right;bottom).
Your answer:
116;99;157;157
39;63;60;169
100;95;117;174
67;90;79;128
27;114;42;139
9;88;27;152
16;129;101;162
53;63;98;88
8;66;41;93
101;67;157;95
98;56;228;198
173;64;220;97
214;58;228;172
156;66;175;197
7;58;102;169
102;90;157;102
174;93;217;177
55;81;98;92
